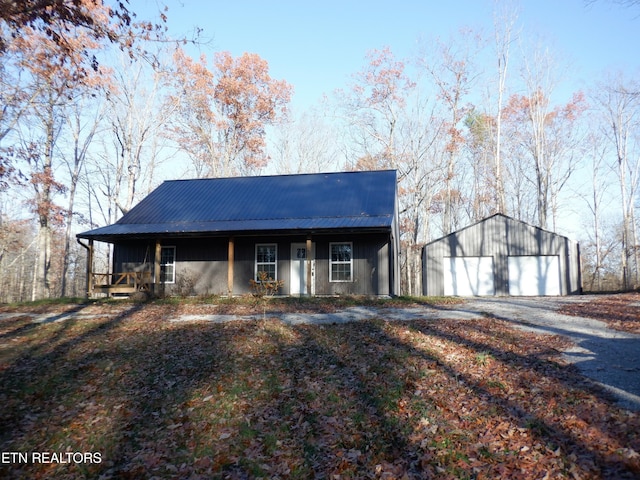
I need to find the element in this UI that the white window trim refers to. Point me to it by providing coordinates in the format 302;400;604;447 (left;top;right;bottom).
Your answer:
255;243;278;281
329;242;353;282
160;246;176;284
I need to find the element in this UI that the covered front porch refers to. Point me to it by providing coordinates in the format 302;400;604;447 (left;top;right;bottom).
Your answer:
77;237;317;298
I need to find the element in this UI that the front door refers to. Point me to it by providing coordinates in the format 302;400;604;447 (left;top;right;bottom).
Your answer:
290;243;315;295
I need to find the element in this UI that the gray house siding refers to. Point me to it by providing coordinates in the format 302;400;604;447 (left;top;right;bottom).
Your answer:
312;234;391;296
114;242;150;273
175;238;229;295
114;238;229;296
112;232;395;297
422;214;581;296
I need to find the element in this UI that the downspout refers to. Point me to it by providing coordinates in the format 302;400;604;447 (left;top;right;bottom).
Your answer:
77;238;93;298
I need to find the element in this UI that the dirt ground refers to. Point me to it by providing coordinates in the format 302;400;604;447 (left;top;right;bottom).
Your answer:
1;294;640;478
2;293;639;413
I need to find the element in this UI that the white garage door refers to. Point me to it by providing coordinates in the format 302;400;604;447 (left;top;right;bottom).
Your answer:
444;257;495;296
508;256;561;296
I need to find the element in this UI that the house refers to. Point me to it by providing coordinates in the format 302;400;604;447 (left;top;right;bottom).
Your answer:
422;213;582;296
77;170;400;297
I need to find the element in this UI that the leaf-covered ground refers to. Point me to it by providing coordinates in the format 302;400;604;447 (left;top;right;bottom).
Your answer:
558;292;640;334
0;299;639;479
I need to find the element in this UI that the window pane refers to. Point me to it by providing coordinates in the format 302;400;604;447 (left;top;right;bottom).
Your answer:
331;243;351;262
160;265;174;283
161;248;174;264
256;244;277;281
330;243;352;282
257;245;276;263
256;265;276;281
160;247;175;283
331;263;351;281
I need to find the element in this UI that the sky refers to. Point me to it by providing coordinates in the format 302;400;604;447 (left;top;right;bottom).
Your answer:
130;0;640;239
150;0;640;110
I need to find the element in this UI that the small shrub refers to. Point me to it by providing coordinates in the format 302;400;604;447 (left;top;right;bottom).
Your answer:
249;271;284;319
249;271;284;297
129;291;152;302
175;271;198;297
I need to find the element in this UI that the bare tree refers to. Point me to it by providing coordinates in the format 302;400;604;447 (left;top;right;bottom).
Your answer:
574;124;616;290
592;75;640;289
271;108;342;174
25;85;66;300
60;97;105;296
507;44;586;230
0;211;36;302
418;29;483;233
396;94;447;294
104;55;168;215
491;0;519;214
464;110;497;221
333;47;415;173
0;0;118;300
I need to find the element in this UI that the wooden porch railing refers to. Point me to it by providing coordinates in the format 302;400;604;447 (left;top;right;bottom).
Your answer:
90;271;152;296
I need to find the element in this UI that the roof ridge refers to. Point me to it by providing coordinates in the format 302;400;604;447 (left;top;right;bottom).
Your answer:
162;169;396;183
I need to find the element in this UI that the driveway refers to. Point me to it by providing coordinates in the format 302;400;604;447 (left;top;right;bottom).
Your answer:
454;296;640;412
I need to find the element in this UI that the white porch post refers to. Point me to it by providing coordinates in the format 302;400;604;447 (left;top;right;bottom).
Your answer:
306;235;312;296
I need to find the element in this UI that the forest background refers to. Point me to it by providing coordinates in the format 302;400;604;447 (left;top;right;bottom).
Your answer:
1;0;639;301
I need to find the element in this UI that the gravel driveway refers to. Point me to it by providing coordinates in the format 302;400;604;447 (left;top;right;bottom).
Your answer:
455;296;640;412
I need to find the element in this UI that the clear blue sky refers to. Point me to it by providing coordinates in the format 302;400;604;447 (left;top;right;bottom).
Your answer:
150;0;639;109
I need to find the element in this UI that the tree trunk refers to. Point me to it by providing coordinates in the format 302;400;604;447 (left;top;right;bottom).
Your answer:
62;105;99;296
32;93;56;300
443;151;455;234
32;220;52;300
61;198;75;296
632;211;639;288
593;175;602;291
492;2;516;215
618;142;631;290
18;246;27;302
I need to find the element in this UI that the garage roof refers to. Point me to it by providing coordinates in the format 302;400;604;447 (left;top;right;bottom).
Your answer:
77;170;397;242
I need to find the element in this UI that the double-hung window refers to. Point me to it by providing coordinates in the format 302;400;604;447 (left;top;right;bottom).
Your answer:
330;242;352;282
160;246;176;283
255;244;277;281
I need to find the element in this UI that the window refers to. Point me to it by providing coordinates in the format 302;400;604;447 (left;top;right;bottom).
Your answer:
160;246;176;283
255;244;277;281
330;242;352;282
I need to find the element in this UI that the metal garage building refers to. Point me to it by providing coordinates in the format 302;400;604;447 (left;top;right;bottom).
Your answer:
422;213;582;296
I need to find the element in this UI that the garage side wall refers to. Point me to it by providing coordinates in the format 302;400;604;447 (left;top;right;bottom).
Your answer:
422;215;581;296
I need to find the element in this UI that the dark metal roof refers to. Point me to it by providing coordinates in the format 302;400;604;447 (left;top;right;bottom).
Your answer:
78;170;397;242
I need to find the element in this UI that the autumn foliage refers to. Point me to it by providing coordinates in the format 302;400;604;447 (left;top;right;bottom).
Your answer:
166;48;292;177
0;0;122;54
